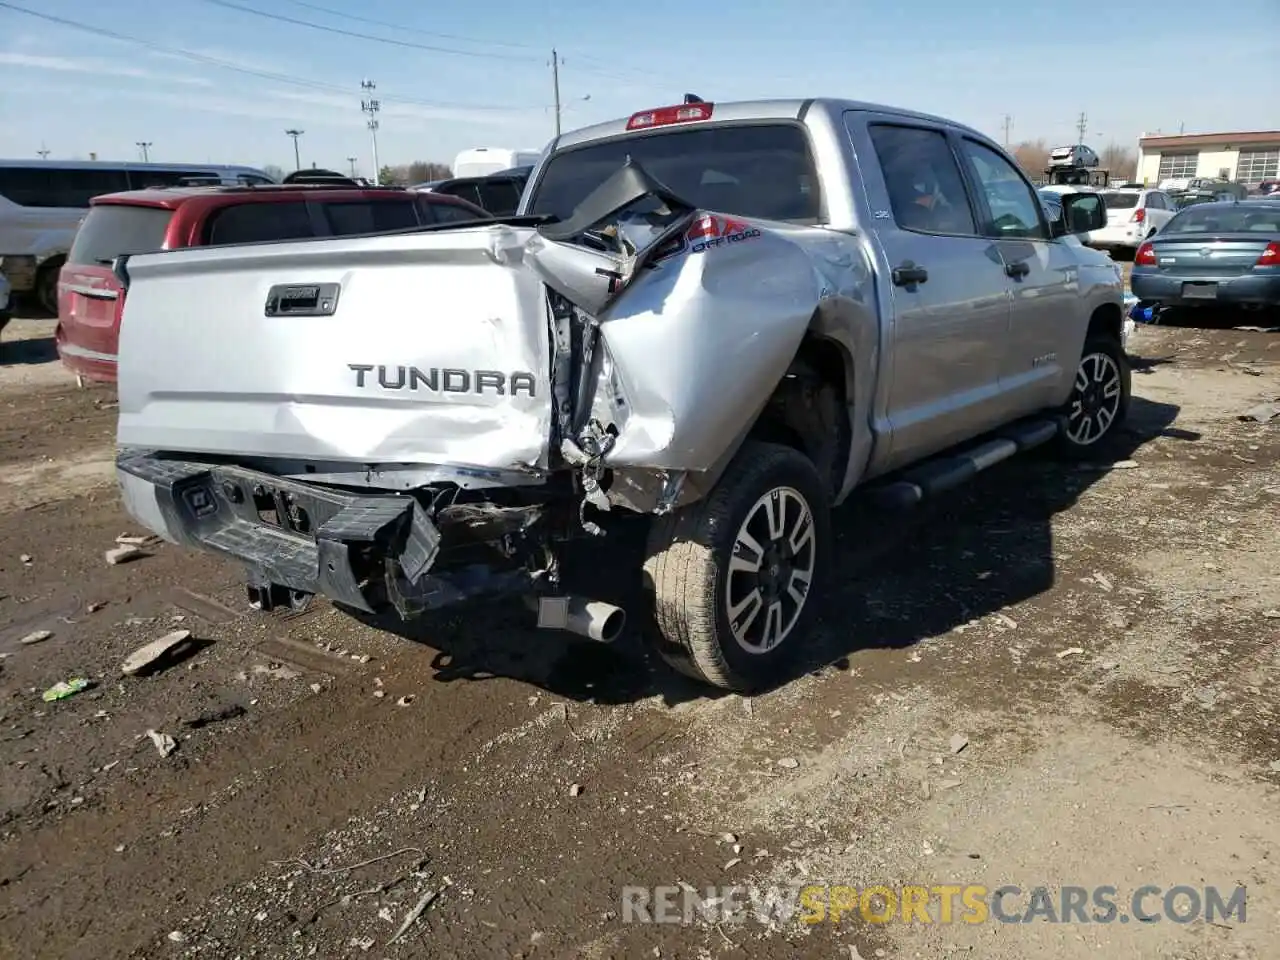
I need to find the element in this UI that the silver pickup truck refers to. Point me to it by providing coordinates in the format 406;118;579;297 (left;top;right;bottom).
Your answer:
113;97;1128;692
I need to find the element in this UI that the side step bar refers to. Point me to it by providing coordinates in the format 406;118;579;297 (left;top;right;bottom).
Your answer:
866;417;1060;510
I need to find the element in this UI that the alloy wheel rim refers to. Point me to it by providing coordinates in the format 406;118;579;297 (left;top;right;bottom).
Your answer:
1068;352;1122;445
725;486;817;655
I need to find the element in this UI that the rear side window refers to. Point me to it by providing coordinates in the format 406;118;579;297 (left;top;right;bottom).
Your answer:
205;202;314;245
529;123;822;224
68;205;174;265
128;169;219;189
1100;191;1140;209
0;167;130;207
1166;205;1280;233
426;200;484;224
868;125;976;236
322;199;422;235
434;182;483;208
474;179;522;215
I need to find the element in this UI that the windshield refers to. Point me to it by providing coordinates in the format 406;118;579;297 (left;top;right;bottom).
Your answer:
1100;191;1140;209
1164;204;1280;234
68;204;173;265
528;123;822;224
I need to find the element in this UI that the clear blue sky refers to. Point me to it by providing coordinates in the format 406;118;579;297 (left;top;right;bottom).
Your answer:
1;0;1277;175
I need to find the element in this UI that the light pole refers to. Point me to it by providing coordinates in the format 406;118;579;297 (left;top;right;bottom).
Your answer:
136;141;152;163
347;156;358;178
285;129;304;171
37;143;50;160
361;79;380;185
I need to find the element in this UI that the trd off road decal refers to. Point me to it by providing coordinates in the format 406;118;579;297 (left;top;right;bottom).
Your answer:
652;214;763;263
686;214;763;253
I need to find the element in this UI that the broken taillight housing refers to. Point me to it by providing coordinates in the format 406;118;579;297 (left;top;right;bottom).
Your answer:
1131;207;1146;224
626;103;714;131
1134;241;1157;266
1256;241;1280;267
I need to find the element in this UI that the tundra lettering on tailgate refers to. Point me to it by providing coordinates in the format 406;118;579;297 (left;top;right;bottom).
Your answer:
349;364;537;397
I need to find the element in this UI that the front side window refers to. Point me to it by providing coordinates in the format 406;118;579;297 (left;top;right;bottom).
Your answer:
867;124;976;236
959;139;1047;239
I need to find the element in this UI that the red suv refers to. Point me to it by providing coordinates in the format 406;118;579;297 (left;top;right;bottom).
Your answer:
56;181;488;382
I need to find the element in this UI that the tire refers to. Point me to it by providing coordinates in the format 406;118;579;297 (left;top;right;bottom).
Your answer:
0;314;9;337
1056;333;1131;457
642;441;832;692
36;261;61;316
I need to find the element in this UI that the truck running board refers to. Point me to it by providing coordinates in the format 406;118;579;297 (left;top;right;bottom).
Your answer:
866;417;1060;510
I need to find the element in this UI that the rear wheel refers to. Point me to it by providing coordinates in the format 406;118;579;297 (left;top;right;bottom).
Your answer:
1057;334;1131;457
643;441;831;692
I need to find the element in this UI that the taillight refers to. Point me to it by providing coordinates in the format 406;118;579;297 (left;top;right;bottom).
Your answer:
626;102;714;130
1135;241;1157;266
1258;241;1280;267
1131;207;1146;224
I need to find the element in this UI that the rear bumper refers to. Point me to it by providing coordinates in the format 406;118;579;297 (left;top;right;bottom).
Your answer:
55;326;119;381
116;451;442;614
1130;271;1280;306
1088;224;1147;250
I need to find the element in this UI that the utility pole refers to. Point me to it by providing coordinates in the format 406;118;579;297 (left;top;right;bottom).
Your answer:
37;143;50;160
361;79;381;185
136;141;152;163
1076;111;1088;145
347;156;358;177
285;129;304;171
550;48;562;138
1001;114;1013;149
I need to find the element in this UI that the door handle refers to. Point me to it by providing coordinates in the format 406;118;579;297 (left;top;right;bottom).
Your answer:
1005;261;1030;278
892;262;928;286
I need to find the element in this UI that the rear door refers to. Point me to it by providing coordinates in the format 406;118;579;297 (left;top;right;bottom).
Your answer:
847;113;1013;468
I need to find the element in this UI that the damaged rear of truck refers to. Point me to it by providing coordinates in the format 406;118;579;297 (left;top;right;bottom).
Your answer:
115;100;871;691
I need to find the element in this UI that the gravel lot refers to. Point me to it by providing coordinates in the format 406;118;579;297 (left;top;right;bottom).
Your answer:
1;307;1278;960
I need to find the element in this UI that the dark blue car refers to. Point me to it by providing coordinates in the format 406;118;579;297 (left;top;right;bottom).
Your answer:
1131;200;1280;309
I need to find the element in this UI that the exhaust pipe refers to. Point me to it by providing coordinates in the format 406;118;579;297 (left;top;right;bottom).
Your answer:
534;595;627;643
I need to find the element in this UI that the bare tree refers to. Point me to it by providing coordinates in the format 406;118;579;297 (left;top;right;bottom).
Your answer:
405;161;452;183
261;164;285;183
1099;143;1137;180
1012;139;1050;178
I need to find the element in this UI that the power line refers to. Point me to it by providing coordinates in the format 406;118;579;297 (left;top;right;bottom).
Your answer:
274;0;651;84
0;0;544;111
279;0;538;51
201;0;541;62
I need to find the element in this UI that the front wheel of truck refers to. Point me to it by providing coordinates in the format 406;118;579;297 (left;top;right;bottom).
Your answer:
643;441;832;693
1057;333;1132;457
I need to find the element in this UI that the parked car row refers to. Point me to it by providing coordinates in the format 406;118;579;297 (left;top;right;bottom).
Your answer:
54;178;489;383
0;161;276;314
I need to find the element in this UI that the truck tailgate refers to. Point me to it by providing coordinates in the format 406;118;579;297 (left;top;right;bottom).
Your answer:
116;225;554;472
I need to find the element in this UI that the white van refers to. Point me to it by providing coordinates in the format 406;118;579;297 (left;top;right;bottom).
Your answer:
451;147;542;179
0;160;274;313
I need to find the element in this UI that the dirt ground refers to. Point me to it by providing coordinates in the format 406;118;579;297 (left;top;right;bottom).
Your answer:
1;306;1278;960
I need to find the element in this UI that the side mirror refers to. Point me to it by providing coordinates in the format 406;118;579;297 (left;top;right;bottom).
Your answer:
1057;193;1106;236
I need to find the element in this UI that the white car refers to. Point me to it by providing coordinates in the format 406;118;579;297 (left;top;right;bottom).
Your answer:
1087;188;1178;254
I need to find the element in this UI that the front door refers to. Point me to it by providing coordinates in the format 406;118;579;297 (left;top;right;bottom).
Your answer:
847;115;1014;470
954;136;1082;416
